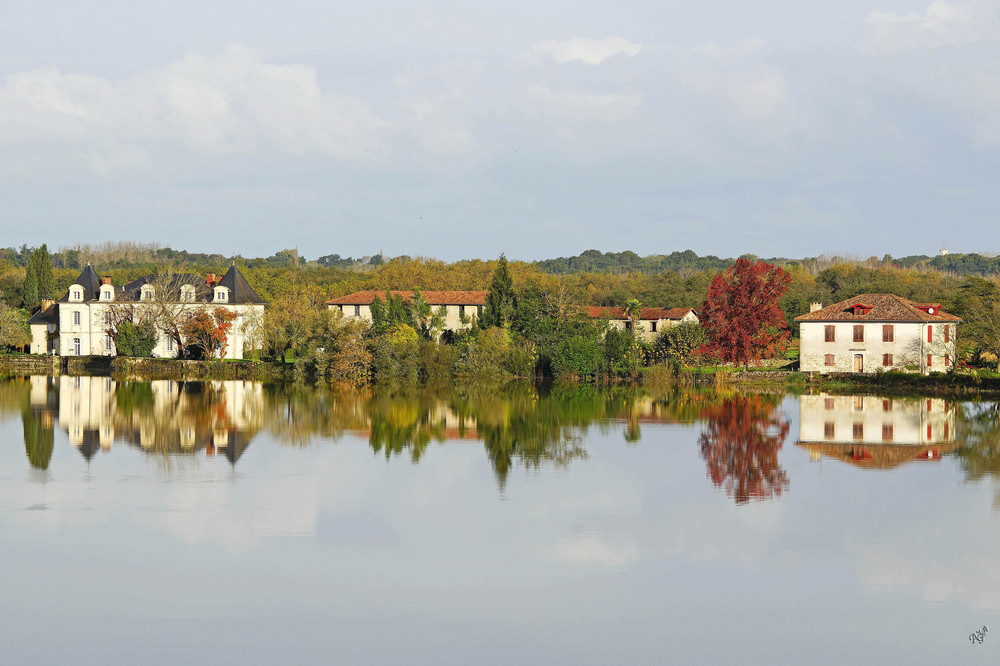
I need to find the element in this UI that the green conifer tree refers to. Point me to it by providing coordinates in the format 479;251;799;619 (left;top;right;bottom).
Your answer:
36;244;54;300
482;254;516;329
22;250;39;308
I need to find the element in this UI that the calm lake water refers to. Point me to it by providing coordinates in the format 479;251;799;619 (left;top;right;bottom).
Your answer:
2;376;1000;663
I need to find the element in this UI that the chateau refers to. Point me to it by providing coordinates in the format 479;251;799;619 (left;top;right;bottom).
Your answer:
28;264;265;360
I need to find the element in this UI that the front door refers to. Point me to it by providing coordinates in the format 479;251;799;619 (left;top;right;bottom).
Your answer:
853;354;863;373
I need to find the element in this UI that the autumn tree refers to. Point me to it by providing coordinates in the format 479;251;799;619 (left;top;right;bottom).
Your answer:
180;307;237;359
481;254;516;329
698;258;792;367
0;300;30;350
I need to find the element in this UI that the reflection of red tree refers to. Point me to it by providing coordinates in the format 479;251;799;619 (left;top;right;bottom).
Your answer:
698;395;790;504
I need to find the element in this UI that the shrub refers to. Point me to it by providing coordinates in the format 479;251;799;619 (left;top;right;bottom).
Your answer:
454;327;535;380
551;335;601;379
372;324;420;383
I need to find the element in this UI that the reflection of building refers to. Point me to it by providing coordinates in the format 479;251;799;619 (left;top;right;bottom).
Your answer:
33;376;263;464
796;393;958;468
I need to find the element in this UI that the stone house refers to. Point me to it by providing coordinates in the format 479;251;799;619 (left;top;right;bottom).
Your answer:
326;290;487;333
587;306;699;343
29;264;265;359
794;294;960;374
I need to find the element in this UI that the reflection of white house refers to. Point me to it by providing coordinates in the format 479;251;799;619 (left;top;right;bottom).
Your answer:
796;394;957;468
326;290;486;334
28;264;265;359
587;306;698;343
37;376;264;462
795;294;960;374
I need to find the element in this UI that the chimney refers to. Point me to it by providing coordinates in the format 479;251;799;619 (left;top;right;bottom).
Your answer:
101;276;112;285
810;302;823;312
40;298;54;312
206;274;217;286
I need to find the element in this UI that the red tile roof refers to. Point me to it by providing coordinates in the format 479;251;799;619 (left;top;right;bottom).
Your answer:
794;294;961;323
587;306;697;321
326;290;487;306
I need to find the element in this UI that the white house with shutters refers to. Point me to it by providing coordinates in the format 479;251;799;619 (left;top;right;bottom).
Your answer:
794;294;960;374
29;264;265;359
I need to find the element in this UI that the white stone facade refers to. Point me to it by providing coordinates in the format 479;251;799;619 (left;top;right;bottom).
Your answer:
799;320;957;374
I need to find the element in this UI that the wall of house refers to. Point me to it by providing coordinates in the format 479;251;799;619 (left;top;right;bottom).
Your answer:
799;321;957;374
798;394;955;444
329;303;481;333
604;311;699;343
57;301;264;360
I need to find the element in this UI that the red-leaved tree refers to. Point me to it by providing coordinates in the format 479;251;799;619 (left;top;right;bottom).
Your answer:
698;258;792;367
180;307;237;359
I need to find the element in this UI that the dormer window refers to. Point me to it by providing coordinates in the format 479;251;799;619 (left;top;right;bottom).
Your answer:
214;287;229;303
141;286;155;301
851;304;873;316
180;285;196;302
70;287;83;302
100;285;114;301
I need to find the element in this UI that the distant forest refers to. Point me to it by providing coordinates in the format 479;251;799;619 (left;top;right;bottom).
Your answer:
0;242;995;277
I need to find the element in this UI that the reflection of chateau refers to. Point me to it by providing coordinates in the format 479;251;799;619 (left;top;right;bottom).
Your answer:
796;394;958;468
31;376;263;464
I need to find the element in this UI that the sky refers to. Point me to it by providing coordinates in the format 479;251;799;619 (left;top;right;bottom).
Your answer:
0;0;998;262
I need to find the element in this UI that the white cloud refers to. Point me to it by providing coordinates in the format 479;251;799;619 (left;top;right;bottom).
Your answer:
534;36;641;66
865;1;1000;54
0;44;390;176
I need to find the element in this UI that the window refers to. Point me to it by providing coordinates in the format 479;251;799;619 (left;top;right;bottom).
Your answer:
354;305;360;316
927;424;932;439
73;311;80;326
824;398;835;410
105;335;112;351
105;312;112;326
166;338;174;352
926;400;932;412
882;425;894;442
824;422;835;439
853;325;864;342
73;338;80;355
852;423;864;440
882;399;892;412
459;305;466;317
853;396;864;411
181;285;195;302
927;325;933;343
824;354;835;366
944;326;950;343
927;354;933;367
882;325;894;342
141;286;154;301
883;353;893;367
651;321;657;333
101;290;110;301
73;290;81;300
944;423;950;439
824;325;835;342
945;353;950;367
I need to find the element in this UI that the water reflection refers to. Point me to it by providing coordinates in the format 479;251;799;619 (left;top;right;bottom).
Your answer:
698;394;790;504
796;394;958;468
10;377;722;490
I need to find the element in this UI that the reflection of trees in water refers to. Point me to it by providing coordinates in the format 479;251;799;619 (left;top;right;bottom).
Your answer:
22;408;53;470
954;401;1000;509
698;394;790;504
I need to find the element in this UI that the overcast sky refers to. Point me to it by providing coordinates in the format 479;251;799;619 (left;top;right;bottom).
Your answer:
0;0;997;261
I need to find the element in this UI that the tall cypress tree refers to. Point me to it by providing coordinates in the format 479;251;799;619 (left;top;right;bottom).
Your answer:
482;254;516;329
36;244;54;300
22;250;39;308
